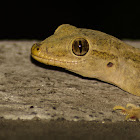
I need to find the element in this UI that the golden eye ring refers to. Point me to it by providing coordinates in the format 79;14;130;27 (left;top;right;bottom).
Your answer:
72;38;89;56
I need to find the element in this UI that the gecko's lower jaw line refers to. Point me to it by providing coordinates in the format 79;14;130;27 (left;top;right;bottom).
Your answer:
31;54;80;68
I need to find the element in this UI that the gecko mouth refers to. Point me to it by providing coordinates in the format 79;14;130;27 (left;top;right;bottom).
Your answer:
32;53;88;75
31;54;86;75
31;54;88;71
31;43;86;68
31;54;80;64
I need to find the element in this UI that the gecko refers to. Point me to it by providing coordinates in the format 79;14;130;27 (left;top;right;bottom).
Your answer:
31;24;140;120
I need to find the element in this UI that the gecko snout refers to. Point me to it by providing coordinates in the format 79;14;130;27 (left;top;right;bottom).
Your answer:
31;43;42;57
32;43;41;50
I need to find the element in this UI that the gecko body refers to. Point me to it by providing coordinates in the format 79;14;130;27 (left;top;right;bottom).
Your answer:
31;24;140;96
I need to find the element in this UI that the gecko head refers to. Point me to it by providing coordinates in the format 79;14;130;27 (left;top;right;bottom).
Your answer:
31;24;119;81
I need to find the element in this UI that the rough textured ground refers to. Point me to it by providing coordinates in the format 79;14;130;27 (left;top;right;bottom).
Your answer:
0;40;140;122
0;120;140;140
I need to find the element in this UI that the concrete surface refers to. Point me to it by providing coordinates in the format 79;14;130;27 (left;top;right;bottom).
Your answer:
0;40;140;122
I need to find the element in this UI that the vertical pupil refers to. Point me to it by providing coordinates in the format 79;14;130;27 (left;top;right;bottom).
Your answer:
72;38;89;56
79;41;82;53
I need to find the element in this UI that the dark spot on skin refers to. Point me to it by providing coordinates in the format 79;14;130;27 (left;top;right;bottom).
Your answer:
50;46;54;48
37;48;40;51
107;62;113;67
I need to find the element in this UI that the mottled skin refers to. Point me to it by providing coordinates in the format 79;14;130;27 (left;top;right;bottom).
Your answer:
31;24;140;96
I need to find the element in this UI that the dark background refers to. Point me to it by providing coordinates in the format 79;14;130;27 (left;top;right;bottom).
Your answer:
0;1;139;40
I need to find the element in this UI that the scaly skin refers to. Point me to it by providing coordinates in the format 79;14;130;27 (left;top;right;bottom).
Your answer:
31;24;140;96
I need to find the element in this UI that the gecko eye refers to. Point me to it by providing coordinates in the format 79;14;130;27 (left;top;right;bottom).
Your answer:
72;38;89;56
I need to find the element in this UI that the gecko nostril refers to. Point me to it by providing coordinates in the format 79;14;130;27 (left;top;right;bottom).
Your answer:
107;62;113;67
37;48;40;51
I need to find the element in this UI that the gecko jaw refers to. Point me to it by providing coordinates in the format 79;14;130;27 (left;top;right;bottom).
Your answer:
31;54;85;67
